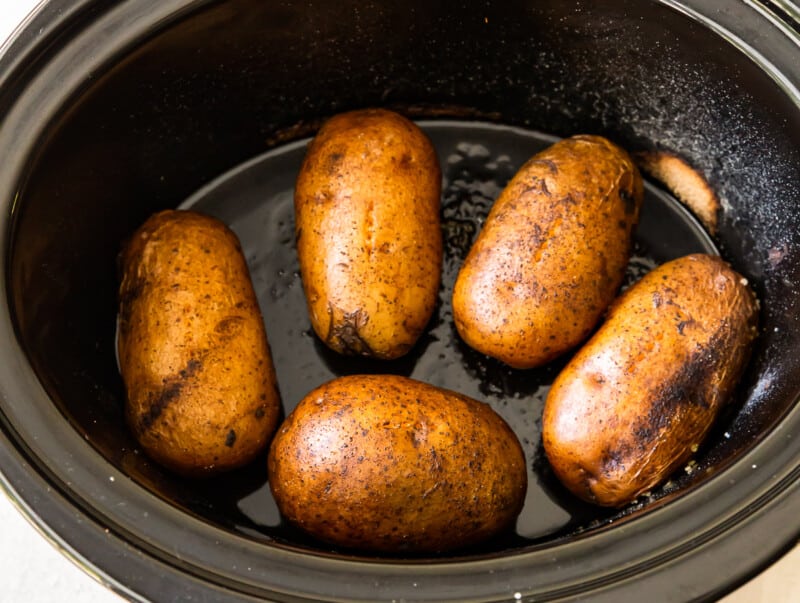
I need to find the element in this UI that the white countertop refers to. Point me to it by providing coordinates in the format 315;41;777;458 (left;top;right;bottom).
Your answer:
0;2;797;602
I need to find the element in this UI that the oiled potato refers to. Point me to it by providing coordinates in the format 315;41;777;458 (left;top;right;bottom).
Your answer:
118;210;280;476
543;254;758;507
294;108;442;360
268;374;527;553
453;135;643;368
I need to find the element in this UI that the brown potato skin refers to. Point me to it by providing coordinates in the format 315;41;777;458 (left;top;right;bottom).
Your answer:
542;254;758;507
118;210;280;476
452;135;643;369
294;108;442;360
268;374;527;553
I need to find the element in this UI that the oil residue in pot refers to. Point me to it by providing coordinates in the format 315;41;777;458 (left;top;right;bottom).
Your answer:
175;120;717;551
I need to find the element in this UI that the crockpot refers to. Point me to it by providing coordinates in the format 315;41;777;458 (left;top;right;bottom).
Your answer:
0;0;799;601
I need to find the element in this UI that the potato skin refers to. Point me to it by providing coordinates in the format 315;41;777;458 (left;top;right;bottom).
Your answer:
268;375;527;553
542;254;758;507
453;135;643;369
294;108;442;360
118;210;280;476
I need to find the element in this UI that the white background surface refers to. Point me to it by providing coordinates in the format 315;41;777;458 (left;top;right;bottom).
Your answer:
0;2;797;602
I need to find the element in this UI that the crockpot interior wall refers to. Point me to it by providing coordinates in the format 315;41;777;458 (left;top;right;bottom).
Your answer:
8;0;800;545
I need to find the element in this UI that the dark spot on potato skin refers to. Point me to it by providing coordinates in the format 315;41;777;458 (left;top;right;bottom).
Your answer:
605;332;727;485
179;358;202;379
137;357;203;431
317;147;347;179
653;336;722;414
519;177;551;198
215;316;245;336
225;429;237;447
676;319;695;335
560;192;580;208
139;381;182;432
327;306;377;357
333;404;353;419
652;291;663;308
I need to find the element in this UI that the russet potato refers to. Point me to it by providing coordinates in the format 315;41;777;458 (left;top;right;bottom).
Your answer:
294;108;442;360
453;135;643;368
542;253;758;507
118;209;280;476
268;374;527;553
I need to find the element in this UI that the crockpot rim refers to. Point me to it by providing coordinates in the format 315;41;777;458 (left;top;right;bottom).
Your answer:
0;0;799;601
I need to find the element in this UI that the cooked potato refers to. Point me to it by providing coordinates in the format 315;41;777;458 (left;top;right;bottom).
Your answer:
452;135;643;369
118;209;280;476
268;374;527;553
294;108;442;360
542;253;758;507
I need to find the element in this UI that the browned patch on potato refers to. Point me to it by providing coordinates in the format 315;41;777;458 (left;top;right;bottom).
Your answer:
215;315;245;337
326;306;374;356
137;357;202;431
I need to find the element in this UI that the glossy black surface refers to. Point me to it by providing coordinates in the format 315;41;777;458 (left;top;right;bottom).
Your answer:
0;0;799;601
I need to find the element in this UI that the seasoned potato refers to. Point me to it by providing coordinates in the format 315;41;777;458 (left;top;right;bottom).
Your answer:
542;254;758;507
294;108;442;360
268;374;527;553
452;135;643;369
118;210;280;476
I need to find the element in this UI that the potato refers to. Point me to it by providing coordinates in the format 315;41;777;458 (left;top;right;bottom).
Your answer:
294;108;442;360
268;374;527;553
452;135;643;369
542;254;758;507
117;209;280;476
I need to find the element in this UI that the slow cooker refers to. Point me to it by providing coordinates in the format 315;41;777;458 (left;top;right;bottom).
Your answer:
0;1;799;601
